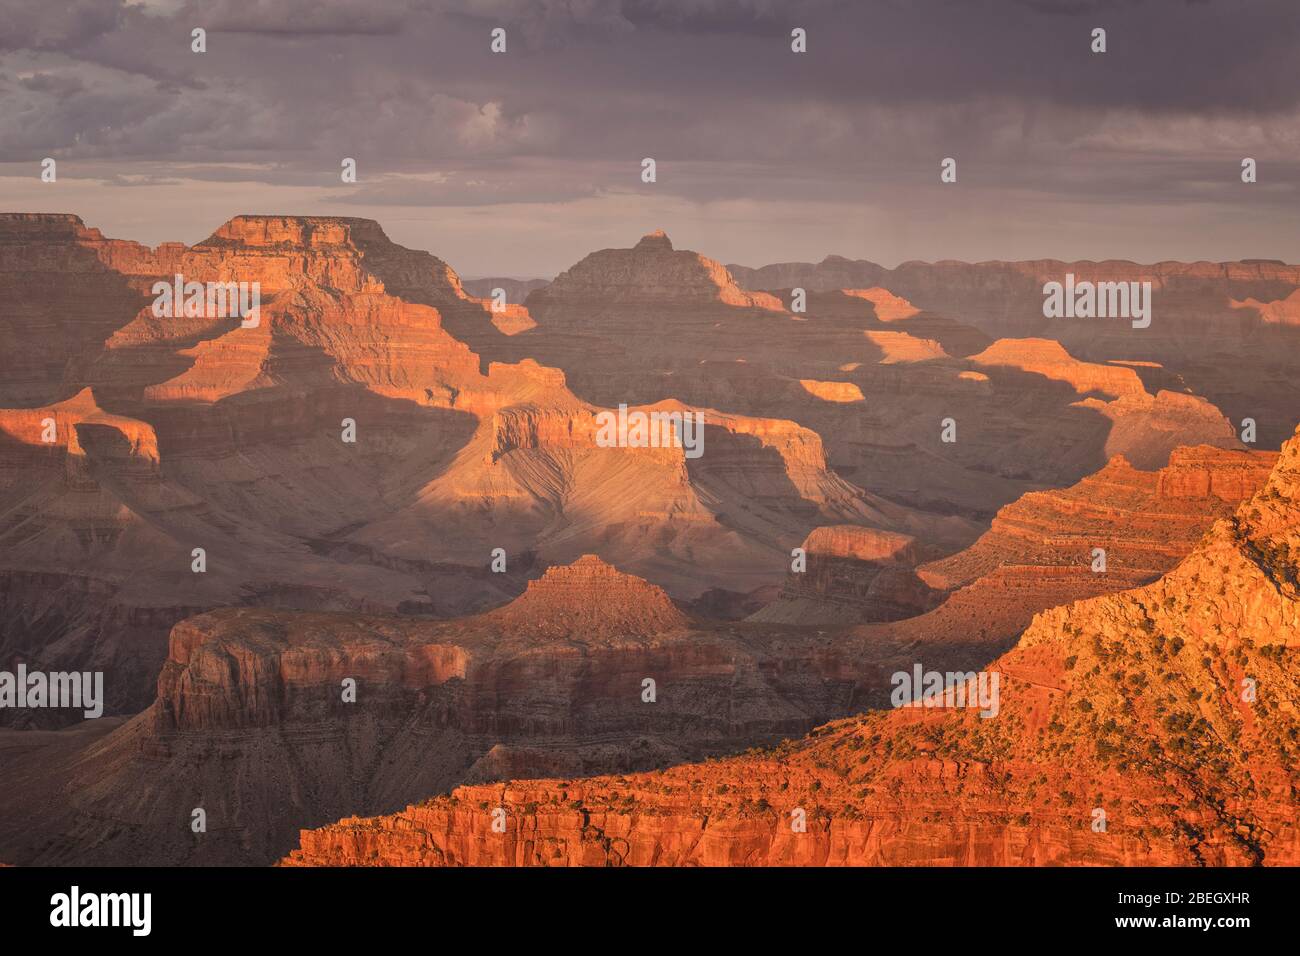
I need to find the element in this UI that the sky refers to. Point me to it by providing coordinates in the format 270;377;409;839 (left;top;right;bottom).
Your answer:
1;0;1298;277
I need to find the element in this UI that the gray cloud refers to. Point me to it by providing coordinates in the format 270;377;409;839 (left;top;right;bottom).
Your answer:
186;0;413;36
0;0;1296;273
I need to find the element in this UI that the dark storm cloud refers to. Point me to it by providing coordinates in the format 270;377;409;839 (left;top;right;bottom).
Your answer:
5;0;1298;164
191;0;411;36
0;0;1296;270
0;0;125;52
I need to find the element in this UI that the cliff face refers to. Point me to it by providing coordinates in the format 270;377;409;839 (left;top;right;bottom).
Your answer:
1157;445;1278;501
923;446;1276;591
284;428;1300;867
0;214;158;407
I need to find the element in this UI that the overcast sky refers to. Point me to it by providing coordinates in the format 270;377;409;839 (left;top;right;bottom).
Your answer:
1;0;1297;276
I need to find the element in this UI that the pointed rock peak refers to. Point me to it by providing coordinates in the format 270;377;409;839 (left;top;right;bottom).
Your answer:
635;229;673;252
200;215;391;251
488;554;688;638
536;231;782;311
545;553;616;574
55;386;101;412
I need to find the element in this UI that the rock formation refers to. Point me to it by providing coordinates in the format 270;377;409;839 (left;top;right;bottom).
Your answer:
730;256;1300;448
7;429;1268;865
1;213;1295;869
283;427;1300;867
0;556;915;865
749;526;941;625
510;233;1244;522
755;446;1274;634
0;215;956;717
529;230;784;312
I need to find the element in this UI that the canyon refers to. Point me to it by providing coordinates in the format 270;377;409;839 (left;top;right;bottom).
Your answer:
0;438;1275;865
0;215;951;719
283;425;1300;867
0;212;1295;867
